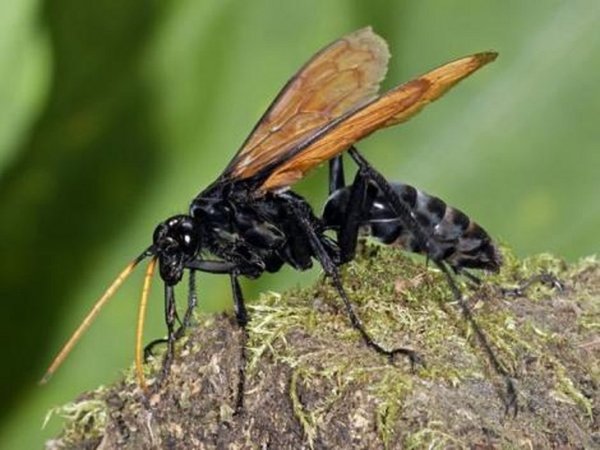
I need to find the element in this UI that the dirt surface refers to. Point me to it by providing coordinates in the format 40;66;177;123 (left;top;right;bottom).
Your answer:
46;246;599;449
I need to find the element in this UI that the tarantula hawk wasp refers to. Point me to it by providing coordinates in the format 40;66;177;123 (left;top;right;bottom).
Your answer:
42;28;510;412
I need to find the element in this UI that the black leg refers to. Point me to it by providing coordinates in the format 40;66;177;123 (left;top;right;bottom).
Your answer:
435;261;518;416
144;260;256;399
176;269;198;338
186;259;239;273
328;153;374;263
153;284;177;390
285;197;421;368
143;338;167;361
501;272;564;297
329;156;346;194
336;167;378;264
230;274;249;414
143;259;248;363
144;270;198;361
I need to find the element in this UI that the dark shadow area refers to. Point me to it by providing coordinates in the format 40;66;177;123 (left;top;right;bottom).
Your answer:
0;0;161;420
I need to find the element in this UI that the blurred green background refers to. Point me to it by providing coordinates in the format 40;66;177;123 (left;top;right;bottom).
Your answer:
0;0;598;448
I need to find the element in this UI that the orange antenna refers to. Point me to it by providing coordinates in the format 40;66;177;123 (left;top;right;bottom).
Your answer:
40;251;150;384
135;257;157;391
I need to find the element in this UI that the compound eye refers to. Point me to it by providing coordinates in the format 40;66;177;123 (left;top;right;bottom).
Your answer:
180;229;199;255
175;217;199;254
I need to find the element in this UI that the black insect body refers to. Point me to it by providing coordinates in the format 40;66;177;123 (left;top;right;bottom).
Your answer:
323;157;502;274
42;28;506;412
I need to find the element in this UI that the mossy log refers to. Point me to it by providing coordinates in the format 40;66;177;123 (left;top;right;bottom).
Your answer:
47;245;598;449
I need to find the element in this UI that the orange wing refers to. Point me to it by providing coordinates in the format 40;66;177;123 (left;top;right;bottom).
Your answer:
222;27;390;180
259;52;498;191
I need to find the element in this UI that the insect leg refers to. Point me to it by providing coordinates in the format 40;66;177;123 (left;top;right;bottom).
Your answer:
501;272;564;297
144;339;167;361
177;269;198;338
154;284;177;389
186;260;238;273
435;260;518;416
230;274;249;414
335;166;380;264
287;198;421;367
143;270;198;361
329;156;346;194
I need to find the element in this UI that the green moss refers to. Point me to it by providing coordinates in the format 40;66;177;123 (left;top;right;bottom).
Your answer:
44;388;108;447
373;369;413;448
404;428;466;449
553;364;594;419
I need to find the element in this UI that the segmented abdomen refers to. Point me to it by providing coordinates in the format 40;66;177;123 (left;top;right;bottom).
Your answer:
323;182;502;272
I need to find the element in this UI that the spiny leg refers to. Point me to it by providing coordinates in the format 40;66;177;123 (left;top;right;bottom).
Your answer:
286;197;421;367
144;270;198;361
331;265;420;367
230;274;249;414
435;261;518;416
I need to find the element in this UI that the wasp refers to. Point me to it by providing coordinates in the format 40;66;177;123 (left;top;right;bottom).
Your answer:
42;28;502;411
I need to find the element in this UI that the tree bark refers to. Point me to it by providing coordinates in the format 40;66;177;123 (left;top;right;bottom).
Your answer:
47;245;599;449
